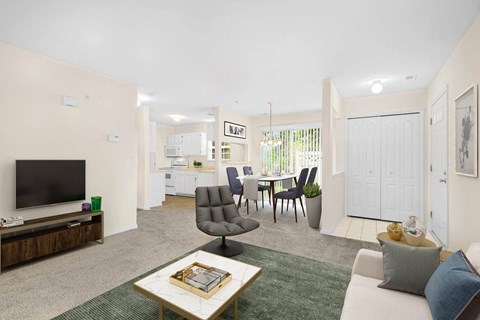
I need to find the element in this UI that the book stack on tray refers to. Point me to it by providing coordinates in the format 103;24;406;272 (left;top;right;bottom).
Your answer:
0;216;24;228
169;262;232;299
185;266;229;292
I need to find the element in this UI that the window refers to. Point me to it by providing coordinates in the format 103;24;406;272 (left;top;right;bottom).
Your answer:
261;127;321;183
208;141;231;161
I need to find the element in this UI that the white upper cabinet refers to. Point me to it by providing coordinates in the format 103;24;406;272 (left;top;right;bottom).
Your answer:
189;132;207;156
167;132;207;156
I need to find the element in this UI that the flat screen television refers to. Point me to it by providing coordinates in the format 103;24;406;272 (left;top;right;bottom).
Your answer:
16;160;86;209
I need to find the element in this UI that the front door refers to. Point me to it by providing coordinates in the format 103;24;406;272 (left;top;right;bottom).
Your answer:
430;89;449;246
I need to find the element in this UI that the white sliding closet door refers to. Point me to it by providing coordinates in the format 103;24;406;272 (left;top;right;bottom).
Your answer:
381;113;421;222
346;117;381;219
346;113;421;222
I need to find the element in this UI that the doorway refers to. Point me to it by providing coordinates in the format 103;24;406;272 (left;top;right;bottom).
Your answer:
430;88;449;246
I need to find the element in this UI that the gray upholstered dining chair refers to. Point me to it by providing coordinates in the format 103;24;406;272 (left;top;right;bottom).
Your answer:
196;185;260;256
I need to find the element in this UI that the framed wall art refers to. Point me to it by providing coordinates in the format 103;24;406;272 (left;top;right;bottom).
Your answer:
455;84;478;177
224;121;246;139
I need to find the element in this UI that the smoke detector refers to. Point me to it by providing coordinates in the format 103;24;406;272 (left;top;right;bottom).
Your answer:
405;74;417;81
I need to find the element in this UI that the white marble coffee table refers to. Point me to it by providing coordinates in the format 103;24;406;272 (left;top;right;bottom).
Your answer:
133;250;262;320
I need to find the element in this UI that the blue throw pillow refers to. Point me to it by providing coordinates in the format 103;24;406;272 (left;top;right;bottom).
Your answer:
425;250;480;320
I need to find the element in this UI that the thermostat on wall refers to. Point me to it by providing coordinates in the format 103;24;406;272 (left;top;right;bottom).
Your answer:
108;134;120;142
61;95;78;107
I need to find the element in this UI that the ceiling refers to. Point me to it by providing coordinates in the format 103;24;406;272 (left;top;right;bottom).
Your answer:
0;0;479;125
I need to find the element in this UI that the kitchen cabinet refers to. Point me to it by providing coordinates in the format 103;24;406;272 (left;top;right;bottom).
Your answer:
197;172;214;187
167;134;183;145
175;172;197;195
189;133;207;156
175;171;214;196
167;132;207;156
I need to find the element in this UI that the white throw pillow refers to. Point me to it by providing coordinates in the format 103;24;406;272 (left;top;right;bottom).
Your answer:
466;243;480;273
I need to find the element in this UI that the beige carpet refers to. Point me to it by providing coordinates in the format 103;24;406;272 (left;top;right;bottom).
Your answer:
0;196;378;320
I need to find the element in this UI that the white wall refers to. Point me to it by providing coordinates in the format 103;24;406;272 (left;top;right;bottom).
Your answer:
0;42;138;236
321;80;345;234
137;106;150;210
155;124;174;168
215;107;253;186
427;15;480;250
343;90;427;117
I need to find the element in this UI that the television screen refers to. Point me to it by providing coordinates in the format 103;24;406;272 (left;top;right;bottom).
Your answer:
16;160;86;209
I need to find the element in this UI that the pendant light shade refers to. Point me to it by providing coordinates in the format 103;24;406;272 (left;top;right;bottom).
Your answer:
260;102;282;147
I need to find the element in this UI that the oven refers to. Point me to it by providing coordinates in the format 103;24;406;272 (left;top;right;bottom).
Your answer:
165;170;176;195
164;160;188;195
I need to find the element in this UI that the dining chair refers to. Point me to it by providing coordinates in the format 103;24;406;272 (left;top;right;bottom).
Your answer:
243;175;260;214
286;166;318;210
226;167;243;207
274;168;309;222
243;166;271;208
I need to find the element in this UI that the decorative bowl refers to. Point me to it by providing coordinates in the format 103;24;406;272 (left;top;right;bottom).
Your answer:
387;222;403;241
402;216;426;246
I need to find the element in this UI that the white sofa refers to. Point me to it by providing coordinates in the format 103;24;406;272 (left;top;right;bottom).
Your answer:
341;244;480;320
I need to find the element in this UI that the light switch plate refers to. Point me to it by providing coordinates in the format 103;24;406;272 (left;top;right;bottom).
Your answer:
108;134;120;142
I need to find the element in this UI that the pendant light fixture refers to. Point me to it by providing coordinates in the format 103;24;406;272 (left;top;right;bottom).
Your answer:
260;101;282;147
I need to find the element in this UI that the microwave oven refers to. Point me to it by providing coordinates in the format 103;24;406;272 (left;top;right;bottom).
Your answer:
165;145;183;157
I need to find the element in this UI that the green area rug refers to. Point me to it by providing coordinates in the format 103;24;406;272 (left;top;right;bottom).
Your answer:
54;242;351;320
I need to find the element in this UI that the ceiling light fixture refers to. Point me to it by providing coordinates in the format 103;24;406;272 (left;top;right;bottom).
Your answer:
260;102;282;147
371;80;383;94
170;115;186;122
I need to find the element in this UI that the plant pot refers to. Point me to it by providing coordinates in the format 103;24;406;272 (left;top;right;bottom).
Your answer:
305;195;322;229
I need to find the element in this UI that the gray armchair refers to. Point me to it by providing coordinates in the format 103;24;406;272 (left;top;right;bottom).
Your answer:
196;185;260;256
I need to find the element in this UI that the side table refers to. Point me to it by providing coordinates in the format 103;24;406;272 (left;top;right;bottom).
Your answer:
376;232;453;262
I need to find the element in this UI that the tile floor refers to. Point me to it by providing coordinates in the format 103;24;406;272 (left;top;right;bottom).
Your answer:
332;216;438;244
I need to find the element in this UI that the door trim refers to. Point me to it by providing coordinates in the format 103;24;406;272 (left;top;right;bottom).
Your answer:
429;86;449;246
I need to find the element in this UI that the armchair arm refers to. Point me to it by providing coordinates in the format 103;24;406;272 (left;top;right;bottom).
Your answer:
351;249;384;281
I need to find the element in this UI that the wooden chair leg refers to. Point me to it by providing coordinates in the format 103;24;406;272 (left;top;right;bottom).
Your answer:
237;194;243;208
299;197;305;217
262;191;264;208
294;200;298;223
281;199;284;214
255;200;258;211
287;199;289;211
246;199;249;215
268;189;272;205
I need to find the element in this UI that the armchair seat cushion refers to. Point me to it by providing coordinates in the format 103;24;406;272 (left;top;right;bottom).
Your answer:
197;218;259;236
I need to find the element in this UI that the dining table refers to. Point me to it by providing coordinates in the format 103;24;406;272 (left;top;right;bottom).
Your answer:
237;173;298;223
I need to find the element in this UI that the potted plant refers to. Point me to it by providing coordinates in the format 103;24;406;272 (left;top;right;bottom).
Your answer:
193;160;202;168
303;183;322;229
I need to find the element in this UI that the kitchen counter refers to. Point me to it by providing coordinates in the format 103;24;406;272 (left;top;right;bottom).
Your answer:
175;168;215;173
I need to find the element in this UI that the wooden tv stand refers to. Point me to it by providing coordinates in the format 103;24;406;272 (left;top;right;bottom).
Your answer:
0;210;104;274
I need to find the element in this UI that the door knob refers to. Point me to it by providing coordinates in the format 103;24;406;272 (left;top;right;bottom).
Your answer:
439;178;447;183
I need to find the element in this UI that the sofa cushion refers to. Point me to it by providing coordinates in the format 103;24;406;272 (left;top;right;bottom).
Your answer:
341;274;432;320
378;239;441;296
425;250;480;320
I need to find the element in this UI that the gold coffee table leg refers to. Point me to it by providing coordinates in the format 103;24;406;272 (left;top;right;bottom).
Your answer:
159;303;164;320
234;298;238;320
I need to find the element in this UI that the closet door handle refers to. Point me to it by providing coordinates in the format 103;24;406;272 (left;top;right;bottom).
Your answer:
439;178;447;184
